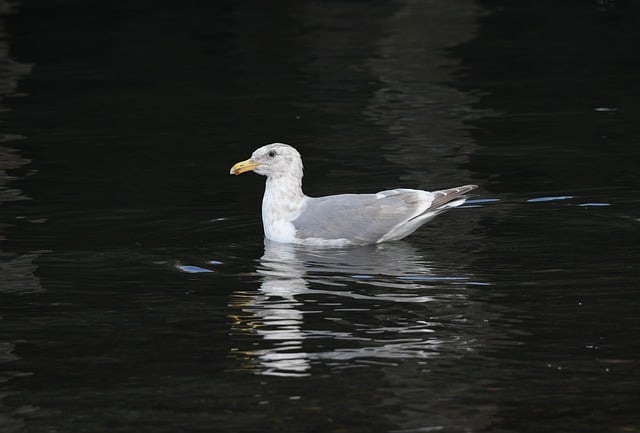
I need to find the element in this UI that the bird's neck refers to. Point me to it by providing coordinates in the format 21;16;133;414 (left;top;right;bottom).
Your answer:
261;175;306;242
263;175;306;214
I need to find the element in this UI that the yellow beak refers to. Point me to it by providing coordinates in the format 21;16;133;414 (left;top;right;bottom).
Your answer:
230;158;259;175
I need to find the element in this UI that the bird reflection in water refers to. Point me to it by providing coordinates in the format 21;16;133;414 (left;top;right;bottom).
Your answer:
228;240;483;377
229;241;312;377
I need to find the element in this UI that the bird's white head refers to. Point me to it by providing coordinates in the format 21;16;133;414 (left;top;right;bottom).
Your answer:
230;143;304;180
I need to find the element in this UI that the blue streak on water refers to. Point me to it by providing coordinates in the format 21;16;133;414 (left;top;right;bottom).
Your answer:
462;198;501;209
527;195;574;203
177;265;214;273
462;199;500;209
465;198;501;205
397;276;469;282
578;203;611;207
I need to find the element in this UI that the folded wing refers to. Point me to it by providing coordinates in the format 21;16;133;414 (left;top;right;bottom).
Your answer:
293;185;476;245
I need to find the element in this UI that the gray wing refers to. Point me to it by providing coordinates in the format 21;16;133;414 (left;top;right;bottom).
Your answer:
292;190;429;244
293;185;477;244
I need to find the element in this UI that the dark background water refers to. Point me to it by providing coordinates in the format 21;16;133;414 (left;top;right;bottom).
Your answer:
1;0;639;432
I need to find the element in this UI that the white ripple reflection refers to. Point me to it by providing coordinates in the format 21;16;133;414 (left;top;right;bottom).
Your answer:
229;240;485;377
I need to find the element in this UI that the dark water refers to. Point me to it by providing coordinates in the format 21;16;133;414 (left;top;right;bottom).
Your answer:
1;0;639;432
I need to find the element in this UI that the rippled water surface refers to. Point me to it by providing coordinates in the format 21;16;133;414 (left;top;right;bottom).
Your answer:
1;1;639;432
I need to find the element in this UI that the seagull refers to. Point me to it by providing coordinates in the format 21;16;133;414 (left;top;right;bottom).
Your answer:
230;143;477;246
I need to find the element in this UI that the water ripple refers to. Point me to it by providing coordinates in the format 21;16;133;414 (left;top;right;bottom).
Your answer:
228;240;488;377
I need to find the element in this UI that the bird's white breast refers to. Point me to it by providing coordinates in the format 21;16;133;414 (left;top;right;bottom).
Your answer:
261;177;306;243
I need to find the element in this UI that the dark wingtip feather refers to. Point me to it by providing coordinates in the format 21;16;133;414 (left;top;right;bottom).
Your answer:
429;184;478;210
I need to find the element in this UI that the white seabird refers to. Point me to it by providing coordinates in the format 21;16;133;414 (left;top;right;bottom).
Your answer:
230;143;477;246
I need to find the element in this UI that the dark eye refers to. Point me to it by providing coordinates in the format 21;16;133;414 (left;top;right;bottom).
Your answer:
268;150;276;158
